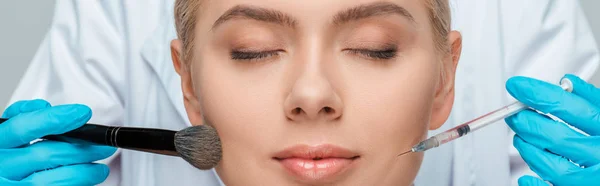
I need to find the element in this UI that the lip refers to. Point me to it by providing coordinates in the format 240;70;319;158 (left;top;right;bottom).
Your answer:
273;144;360;183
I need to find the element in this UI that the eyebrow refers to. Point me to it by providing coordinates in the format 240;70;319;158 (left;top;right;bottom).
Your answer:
211;2;415;30
333;2;416;25
211;5;298;30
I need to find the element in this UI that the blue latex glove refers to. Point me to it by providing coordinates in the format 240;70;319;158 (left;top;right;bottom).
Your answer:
505;74;600;186
0;99;116;185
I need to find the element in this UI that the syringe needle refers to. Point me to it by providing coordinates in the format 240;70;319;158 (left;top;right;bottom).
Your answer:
397;150;412;157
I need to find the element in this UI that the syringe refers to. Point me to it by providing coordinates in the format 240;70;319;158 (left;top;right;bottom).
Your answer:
398;78;574;156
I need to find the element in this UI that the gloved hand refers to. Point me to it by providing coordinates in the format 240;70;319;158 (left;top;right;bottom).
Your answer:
0;99;116;185
505;74;600;186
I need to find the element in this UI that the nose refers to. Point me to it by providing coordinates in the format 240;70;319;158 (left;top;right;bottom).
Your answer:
284;69;343;122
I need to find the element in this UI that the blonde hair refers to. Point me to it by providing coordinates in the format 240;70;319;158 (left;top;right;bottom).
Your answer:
425;0;451;55
174;0;451;63
174;0;203;64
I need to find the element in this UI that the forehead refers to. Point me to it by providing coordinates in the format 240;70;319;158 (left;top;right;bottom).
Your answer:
195;0;431;29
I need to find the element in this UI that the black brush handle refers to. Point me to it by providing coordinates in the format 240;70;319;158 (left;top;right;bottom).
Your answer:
0;118;179;156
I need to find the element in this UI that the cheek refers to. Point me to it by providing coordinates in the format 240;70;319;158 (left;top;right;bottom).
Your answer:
191;54;287;182
344;51;438;142
341;51;439;183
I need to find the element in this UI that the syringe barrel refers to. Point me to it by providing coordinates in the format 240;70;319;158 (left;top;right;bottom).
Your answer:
428;102;524;147
411;79;573;153
468;101;526;132
414;126;466;152
434;128;462;145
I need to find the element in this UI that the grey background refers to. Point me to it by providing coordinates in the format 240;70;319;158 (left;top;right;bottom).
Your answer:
0;0;56;113
1;0;600;113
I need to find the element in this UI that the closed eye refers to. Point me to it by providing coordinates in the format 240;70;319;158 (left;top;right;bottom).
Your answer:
230;50;283;61
345;48;398;60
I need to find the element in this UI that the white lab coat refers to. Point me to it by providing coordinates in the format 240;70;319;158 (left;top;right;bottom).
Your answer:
7;0;599;186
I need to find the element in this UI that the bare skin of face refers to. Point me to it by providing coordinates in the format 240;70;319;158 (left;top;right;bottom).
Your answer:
171;0;462;185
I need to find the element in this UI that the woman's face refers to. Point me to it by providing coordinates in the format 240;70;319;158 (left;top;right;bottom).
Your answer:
173;0;460;185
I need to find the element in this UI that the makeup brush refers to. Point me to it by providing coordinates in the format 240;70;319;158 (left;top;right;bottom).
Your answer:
0;118;222;170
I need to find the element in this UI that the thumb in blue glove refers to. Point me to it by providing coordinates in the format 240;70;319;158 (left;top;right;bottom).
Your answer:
0;99;116;185
505;74;600;186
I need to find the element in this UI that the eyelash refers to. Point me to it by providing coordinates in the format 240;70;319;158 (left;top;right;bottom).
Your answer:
230;50;282;61
346;48;398;60
230;48;398;61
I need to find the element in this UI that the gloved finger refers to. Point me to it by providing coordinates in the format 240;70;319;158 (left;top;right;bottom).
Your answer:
20;163;110;186
0;177;22;186
2;99;51;118
517;141;600;186
506;76;600;136
563;74;600;106
565;164;600;184
513;135;581;184
0;140;116;180
0;104;91;148
506;110;600;167
518;175;551;186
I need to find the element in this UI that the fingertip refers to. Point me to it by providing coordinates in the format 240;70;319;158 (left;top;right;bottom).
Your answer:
22;99;51;109
505;110;539;135
517;176;530;185
561;74;584;92
81;163;111;182
563;73;599;95
2;99;51;118
504;111;523;125
504;114;518;128
70;104;93;116
78;104;93;120
518;175;548;186
512;134;534;155
94;145;118;159
561;74;582;84
513;134;524;148
505;76;523;92
95;163;111;180
505;76;534;99
59;104;93;123
44;104;93;134
78;163;111;184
